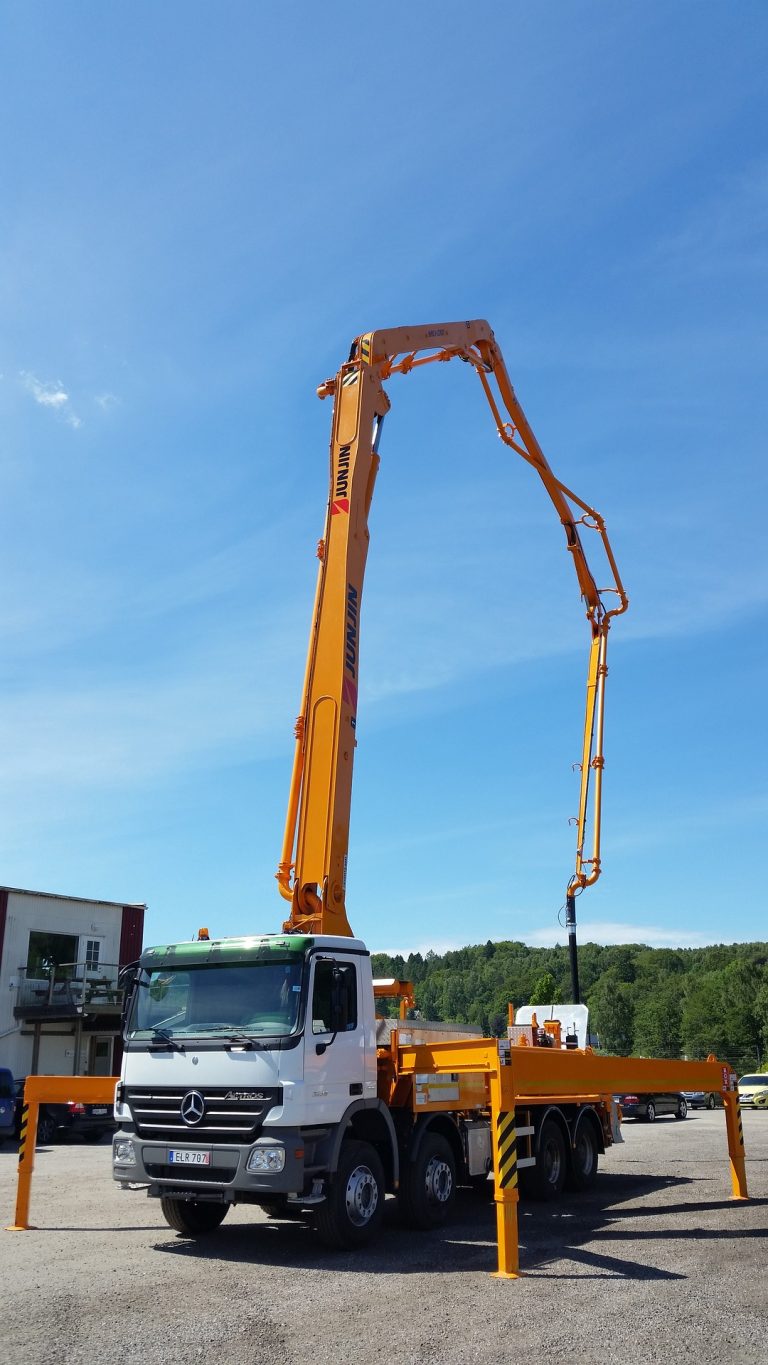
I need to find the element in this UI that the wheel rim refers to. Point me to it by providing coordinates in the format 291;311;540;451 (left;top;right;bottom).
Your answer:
344;1164;379;1227
679;1100;687;1118
574;1132;594;1177
708;1094;715;1109
542;1136;562;1186
647;1105;655;1122
424;1155;453;1205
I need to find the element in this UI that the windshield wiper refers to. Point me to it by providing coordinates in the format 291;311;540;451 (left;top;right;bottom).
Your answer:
149;1027;185;1052
222;1034;261;1050
185;1024;270;1049
197;1026;263;1049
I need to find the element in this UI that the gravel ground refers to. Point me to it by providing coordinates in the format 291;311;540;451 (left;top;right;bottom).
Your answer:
1;1109;766;1365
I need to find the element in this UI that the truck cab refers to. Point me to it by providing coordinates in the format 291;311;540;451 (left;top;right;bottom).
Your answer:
113;933;397;1241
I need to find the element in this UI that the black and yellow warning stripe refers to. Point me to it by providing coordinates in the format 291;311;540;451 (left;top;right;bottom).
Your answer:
497;1109;518;1189
736;1102;744;1148
18;1103;29;1163
360;334;372;365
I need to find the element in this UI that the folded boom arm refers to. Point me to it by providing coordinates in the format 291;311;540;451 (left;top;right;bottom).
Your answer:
277;321;628;936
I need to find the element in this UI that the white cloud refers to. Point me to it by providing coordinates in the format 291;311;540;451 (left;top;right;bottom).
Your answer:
524;921;715;949
376;922;730;957
20;371;82;428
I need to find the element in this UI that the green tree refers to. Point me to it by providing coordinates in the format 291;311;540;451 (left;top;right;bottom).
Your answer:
720;960;761;1069
681;974;727;1059
589;971;635;1055
633;977;682;1057
529;970;561;1006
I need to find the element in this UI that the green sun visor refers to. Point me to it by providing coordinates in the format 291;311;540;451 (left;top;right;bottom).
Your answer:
139;934;314;972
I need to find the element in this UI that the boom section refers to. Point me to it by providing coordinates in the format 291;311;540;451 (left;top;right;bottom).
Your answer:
278;354;389;935
278;321;627;935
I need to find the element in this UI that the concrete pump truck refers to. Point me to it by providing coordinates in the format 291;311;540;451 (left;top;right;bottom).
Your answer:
113;322;746;1269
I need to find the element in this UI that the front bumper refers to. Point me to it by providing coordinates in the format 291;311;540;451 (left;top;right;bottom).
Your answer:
112;1127;305;1199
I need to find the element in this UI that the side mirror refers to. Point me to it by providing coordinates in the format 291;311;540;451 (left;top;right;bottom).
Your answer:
118;962;140;1035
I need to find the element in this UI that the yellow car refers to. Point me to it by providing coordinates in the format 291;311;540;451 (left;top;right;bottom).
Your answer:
737;1074;768;1108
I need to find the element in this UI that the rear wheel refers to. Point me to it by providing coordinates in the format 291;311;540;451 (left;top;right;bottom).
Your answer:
399;1133;457;1229
529;1119;567;1201
645;1101;656;1124
160;1198;228;1236
315;1140;385;1249
675;1097;688;1120
707;1093;716;1110
567;1117;600;1190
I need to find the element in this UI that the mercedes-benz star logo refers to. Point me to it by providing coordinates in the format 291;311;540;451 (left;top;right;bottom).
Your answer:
180;1090;205;1126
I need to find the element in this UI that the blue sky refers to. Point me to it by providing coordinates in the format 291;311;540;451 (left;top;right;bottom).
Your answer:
1;3;766;956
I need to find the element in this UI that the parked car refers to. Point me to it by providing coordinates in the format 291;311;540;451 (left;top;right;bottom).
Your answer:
0;1068;16;1141
737;1074;768;1108
14;1079;116;1144
615;1092;688;1122
682;1089;722;1110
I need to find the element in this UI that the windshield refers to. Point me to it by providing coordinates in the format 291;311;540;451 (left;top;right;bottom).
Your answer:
739;1075;767;1087
128;960;304;1040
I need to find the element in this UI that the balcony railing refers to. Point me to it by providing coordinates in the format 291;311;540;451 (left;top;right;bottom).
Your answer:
15;962;123;1016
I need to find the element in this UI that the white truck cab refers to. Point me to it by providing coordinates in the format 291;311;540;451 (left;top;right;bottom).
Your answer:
113;932;399;1242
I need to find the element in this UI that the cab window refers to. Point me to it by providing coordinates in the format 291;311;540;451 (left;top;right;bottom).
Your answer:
312;960;357;1034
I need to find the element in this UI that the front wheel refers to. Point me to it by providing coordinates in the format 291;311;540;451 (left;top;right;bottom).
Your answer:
160;1198;229;1236
399;1133;457;1229
707;1093;716;1110
675;1097;688;1120
645;1101;656;1124
315;1140;385;1249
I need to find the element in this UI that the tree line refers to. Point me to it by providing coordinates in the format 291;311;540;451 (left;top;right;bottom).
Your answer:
370;939;768;1073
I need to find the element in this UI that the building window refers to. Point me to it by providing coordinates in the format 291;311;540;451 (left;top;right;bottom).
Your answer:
85;940;101;971
26;931;79;980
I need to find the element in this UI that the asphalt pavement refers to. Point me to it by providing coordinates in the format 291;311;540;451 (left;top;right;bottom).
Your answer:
0;1108;765;1365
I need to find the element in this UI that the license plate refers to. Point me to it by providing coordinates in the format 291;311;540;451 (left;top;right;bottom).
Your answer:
92;1108;108;1116
168;1149;211;1166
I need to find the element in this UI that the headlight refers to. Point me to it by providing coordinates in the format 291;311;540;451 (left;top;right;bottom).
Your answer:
246;1146;285;1173
114;1138;136;1165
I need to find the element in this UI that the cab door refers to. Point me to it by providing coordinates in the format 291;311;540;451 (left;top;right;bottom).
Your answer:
302;954;365;1125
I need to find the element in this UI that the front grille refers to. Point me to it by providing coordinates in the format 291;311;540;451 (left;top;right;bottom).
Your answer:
145;1162;234;1184
126;1085;281;1145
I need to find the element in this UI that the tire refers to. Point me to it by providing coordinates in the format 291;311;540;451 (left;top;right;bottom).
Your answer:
36;1111;58;1145
675;1097;688;1120
707;1093;716;1110
315;1140;385;1250
160;1197;229;1236
529;1119;567;1201
645;1101;656;1124
567;1116;600;1191
399;1133;457;1229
